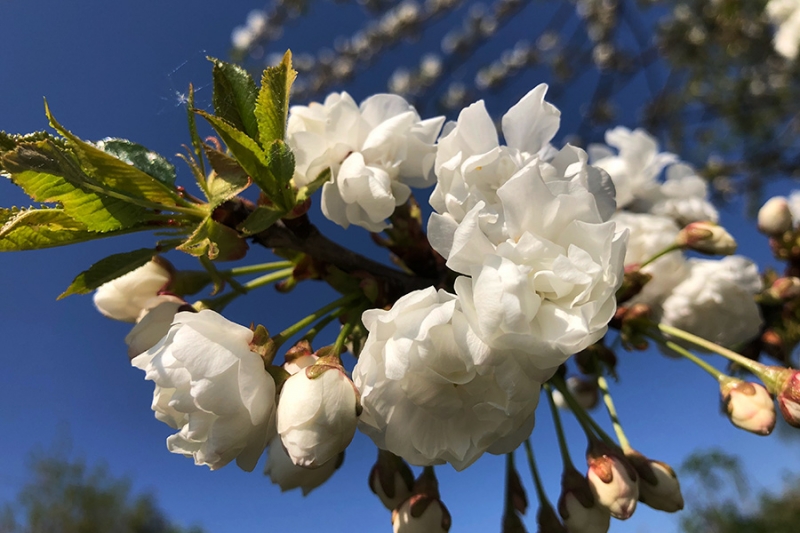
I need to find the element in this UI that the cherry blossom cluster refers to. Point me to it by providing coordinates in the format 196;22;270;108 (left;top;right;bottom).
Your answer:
591;127;764;349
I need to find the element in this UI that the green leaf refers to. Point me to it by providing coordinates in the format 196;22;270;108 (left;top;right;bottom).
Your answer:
2;141;150;231
184;84;210;196
296;167;332;203
203;145;251;207
95;138;176;186
59;247;162;299
265;140;296;209
209;58;260;141
236;205;285;236
45;102;180;206
0;130;65;155
177;217;249;261
0;207;125;251
196;110;269;180
255;50;297;147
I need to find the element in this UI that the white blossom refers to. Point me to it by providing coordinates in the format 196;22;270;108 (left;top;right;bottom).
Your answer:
611;212;687;310
132;310;275;471
646;164;718;225
93;259;172;322
124;295;187;359
767;0;800;59
287;92;443;231
276;362;359;468
264;434;341;495
352;287;544;471
660;256;763;348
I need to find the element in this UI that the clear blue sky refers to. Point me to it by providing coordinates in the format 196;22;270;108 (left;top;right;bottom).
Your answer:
1;1;799;532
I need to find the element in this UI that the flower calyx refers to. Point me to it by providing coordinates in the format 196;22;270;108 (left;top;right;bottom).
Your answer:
250;324;278;365
775;368;800;428
392;468;452;533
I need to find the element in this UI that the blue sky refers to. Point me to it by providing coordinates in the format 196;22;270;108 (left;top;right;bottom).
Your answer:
1;1;799;532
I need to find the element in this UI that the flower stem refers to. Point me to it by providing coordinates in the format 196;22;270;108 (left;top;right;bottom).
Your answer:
544;384;575;471
301;310;343;344
198;267;294;311
649;334;725;381
551;375;617;449
333;315;359;357
655;322;768;379
523;440;548;504
596;375;632;453
222;261;294;277
639;243;682;269
272;292;361;349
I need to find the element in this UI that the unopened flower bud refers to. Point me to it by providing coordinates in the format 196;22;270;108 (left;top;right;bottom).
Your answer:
767;277;800;301
615;266;652;304
369;450;415;511
624;450;683;513
676;221;737;256
558;466;610;533
264;434;343;495
552;377;599;411
282;340;317;375
721;380;776;436
276;356;360;467
586;441;639;520
537;500;568;532
758;196;793;235
776;369;800;428
93;258;173;322
392;494;452;533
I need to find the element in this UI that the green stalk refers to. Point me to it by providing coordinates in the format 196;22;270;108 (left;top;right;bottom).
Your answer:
639;243;682;269
301;310;343;344
272;292;361;349
222;261;294;277
332;316;358;356
199;267;294;311
655;322;769;379
544;384;575;471
650;334;725;381
523;440;548;503
596;375;632;453
551;376;617;449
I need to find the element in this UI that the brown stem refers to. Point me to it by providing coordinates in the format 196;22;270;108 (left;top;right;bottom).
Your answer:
214;198;435;303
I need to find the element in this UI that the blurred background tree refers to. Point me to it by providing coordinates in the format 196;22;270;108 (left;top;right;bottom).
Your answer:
229;0;800;210
0;449;204;533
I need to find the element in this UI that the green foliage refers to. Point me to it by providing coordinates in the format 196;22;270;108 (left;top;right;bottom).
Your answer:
210;57;260;141
59;248;165;299
45;103;181;207
255;50;296;148
0;452;204;533
0;207;144;252
95;138;177;187
177;216;249;261
237;205;285;236
203;145;251;207
2;141;152;232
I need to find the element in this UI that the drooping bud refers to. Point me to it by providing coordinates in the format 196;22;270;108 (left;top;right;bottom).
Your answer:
276;354;360;467
720;379;776;436
575;343;618;377
552;377;599;411
557;466;610;533
615;266;652;304
624;450;683;513
776;369;800;428
586;441;639;520
676;221;737;256
758;196;793;235
264;434;343;495
392;468;452;533
369;450;415;511
93;258;174;322
537;500;568;533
